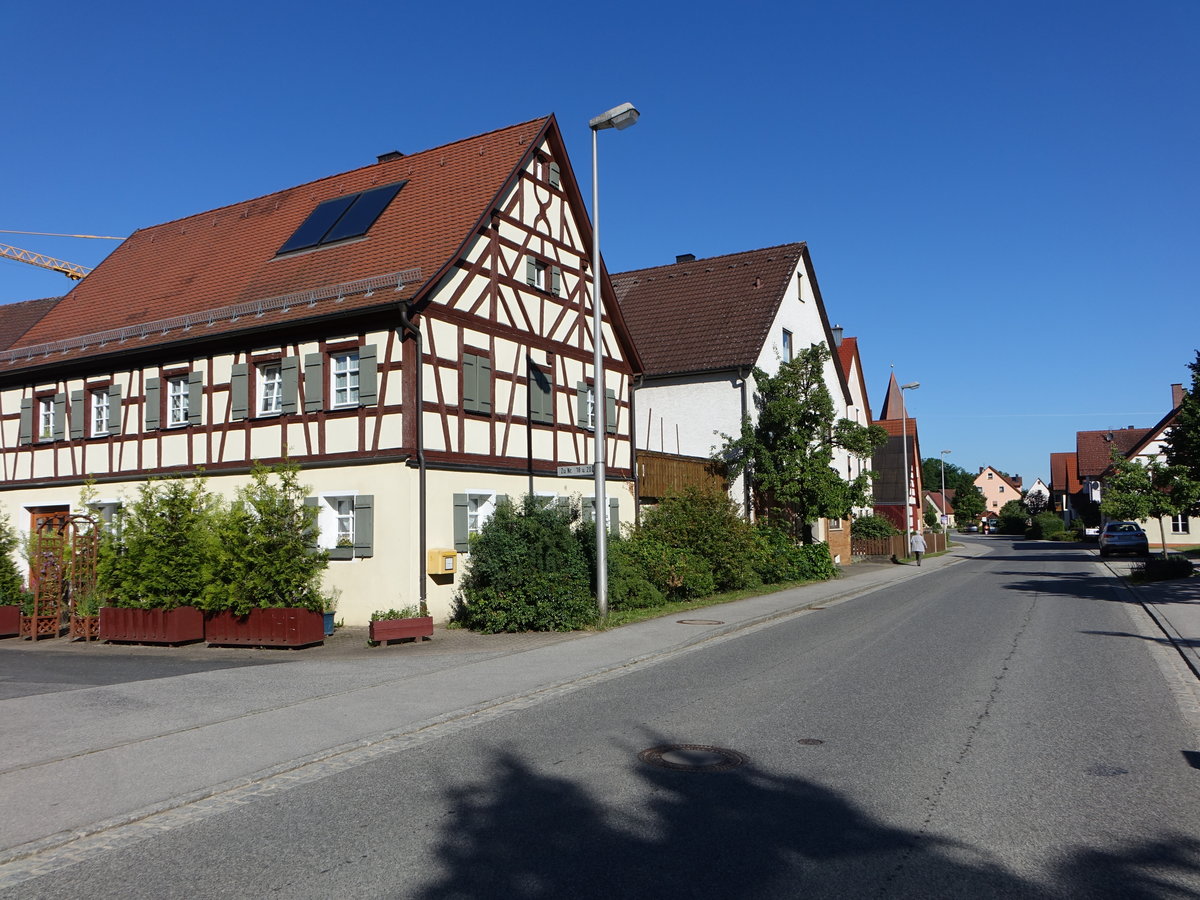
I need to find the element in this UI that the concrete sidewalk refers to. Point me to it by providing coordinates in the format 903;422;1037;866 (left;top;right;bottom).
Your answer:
0;544;979;880
1102;554;1200;678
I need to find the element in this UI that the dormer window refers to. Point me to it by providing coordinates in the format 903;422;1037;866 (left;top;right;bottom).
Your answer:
276;181;406;255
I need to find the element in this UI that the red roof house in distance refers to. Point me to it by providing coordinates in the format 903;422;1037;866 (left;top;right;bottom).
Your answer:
872;373;924;533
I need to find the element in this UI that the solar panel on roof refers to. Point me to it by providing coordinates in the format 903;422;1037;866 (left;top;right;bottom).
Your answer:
322;181;406;245
275;181;406;256
276;194;357;255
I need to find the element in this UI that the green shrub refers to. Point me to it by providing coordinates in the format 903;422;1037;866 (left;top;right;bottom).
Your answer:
203;463;327;615
851;514;898;539
1026;512;1065;540
605;536;666;610
98;474;220;609
454;495;596;632
753;525;837;584
613;533;715;602
1131;556;1193;582
638;486;759;592
0;511;30;607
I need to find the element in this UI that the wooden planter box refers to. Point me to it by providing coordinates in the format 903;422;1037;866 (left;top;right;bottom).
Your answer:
369;616;433;645
20;614;64;640
70;614;101;641
205;608;324;648
99;606;205;645
0;605;19;637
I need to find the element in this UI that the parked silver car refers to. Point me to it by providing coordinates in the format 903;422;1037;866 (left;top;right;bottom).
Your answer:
1098;521;1149;557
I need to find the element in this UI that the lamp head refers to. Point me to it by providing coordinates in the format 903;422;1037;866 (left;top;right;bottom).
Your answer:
590;102;640;131
900;382;920;390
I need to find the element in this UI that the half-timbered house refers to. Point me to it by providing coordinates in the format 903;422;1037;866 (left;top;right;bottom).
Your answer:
0;116;640;624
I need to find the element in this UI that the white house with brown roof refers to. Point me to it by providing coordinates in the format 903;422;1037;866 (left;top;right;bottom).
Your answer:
0;116;641;625
611;243;858;556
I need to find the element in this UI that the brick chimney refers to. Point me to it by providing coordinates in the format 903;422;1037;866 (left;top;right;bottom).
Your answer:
1173;383;1185;408
675;253;695;264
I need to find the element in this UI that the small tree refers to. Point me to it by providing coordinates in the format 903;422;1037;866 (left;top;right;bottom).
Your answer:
0;511;29;606
1100;453;1200;557
953;483;987;524
204;463;327;614
1022;489;1050;516
1164;350;1200;511
636;485;759;592
851;514;898;538
99;474;219;609
999;499;1027;535
720;343;887;542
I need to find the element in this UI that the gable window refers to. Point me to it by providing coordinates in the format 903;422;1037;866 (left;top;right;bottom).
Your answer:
258;364;283;416
1172;515;1190;534
999;486;1005;494
332;351;360;407
525;256;562;296
91;389;110;436
576;382;616;433
532;155;561;187
167;376;189;427
307;494;374;559
462;353;492;415
987;472;994;480
782;329;793;363
276;181;407;255
38;397;55;441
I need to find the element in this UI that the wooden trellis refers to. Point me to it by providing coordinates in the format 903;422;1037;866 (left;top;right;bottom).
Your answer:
22;514;98;641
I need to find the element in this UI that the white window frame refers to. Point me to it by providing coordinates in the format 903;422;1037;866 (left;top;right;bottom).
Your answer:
332;351;360;408
258;363;283;416
1171;515;1190;535
167;376;189;427
466;491;497;541
316;492;357;550
38;397;54;441
782;329;793;363
90;388;110;436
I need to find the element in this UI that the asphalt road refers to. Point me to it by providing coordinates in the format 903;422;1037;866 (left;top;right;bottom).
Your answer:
4;537;1199;898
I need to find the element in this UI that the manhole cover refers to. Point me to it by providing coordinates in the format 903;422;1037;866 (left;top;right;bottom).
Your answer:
676;619;725;626
639;744;748;772
797;738;825;746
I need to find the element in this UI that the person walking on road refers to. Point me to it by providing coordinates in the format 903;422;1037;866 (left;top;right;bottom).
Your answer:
910;531;927;566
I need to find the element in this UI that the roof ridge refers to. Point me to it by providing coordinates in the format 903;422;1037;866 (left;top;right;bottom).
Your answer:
120;116;552;238
612;241;807;279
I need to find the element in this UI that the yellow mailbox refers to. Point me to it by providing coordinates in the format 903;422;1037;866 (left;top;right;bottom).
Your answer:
427;548;457;575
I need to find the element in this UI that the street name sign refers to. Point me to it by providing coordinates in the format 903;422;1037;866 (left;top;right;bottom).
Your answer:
557;464;595;477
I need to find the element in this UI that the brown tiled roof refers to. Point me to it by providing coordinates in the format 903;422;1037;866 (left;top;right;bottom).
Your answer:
6;118;552;369
835;336;873;421
1049;452;1080;494
0;297;61;351
877;372;912;421
873;417;919;438
1076;427;1150;477
924;490;955;515
611;243;807;376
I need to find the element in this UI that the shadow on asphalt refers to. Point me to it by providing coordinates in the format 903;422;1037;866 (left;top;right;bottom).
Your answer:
403;735;1200;898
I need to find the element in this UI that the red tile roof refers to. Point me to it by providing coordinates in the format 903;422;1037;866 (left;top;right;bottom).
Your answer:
611;244;807;376
1049;452;1080;494
1076;427;1150;477
5;118;552;369
0;297;61;351
835;336;873;421
924;490;955;515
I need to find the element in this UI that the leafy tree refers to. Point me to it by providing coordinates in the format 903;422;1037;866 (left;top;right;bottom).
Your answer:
1022;488;1050;516
1100;452;1200;557
636;485;759;592
720;343;887;542
0;511;29;605
953;483;987;523
204;462;327;614
922;458;970;496
998;499;1027;535
851;514;898;538
1164;350;1200;511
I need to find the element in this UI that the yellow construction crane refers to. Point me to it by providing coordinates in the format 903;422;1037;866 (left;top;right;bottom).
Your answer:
0;230;124;282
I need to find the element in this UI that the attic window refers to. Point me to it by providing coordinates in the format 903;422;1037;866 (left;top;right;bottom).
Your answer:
276;181;407;255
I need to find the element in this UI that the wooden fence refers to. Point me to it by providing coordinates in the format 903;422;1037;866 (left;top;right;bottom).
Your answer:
851;532;947;559
637;451;726;501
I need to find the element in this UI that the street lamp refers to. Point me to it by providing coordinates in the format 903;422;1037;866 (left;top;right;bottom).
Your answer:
940;449;951;534
899;381;919;546
590;102;639;620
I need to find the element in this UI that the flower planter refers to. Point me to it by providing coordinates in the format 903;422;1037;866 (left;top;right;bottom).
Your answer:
70;614;101;641
204;608;324;648
369;616;433;645
99;606;205;645
20;614;64;640
0;605;19;638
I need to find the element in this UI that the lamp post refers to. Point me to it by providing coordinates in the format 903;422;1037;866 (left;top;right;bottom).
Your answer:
899;381;920;547
940;449;951;534
589;102;639;620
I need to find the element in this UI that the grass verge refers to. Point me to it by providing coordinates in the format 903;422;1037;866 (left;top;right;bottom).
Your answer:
594;578;834;630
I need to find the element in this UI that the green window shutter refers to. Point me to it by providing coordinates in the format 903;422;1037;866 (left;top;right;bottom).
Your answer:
576;382;590;428
18;398;32;445
145;378;161;430
107;385;123;436
281;357;299;415
230;364;248;421
354;494;374;558
529;365;552;425
478;356;492;415
303;353;324;412
582;498;595;524
303;497;320;549
525;256;537;285
188;371;204;425
548;162;560;188
70;390;85;440
453;493;469;552
462;354;477;412
52;393;67;441
608;497;620;536
605;388;617;434
359;345;378;407
551;266;562;297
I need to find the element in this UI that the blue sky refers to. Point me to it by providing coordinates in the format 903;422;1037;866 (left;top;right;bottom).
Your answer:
3;0;1197;487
